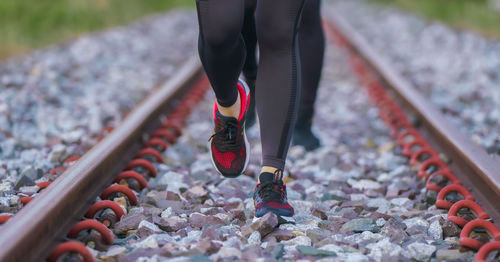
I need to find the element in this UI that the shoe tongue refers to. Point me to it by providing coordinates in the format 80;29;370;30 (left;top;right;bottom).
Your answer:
216;110;238;122
259;172;275;183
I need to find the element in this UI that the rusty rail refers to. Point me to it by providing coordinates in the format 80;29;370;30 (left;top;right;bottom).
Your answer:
325;8;500;227
0;56;204;262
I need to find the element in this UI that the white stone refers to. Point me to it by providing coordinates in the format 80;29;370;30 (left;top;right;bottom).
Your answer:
282;235;312;246
345;231;384;244
348;179;381;190
223;236;243;249
402;242;436;261
183;230;202;243
350;194;368;201
289;200;313;214
61;129;85;143
320;244;344;253
334;252;370;262
19;185;39;194
0;181;12;192
428;220;443;240
157;171;188;193
403;217;429;229
0;196;12;206
247;231;261;246
216;247;242;259
366;198;390;213
138;220;161;233
214;213;230;224
376;218;386;227
104;246;126;257
161;207;173;218
366;238;403;262
133;235;159;249
390;198;414;208
328;168;351;182
49;144;66;163
389;165;411;177
377;166;411;182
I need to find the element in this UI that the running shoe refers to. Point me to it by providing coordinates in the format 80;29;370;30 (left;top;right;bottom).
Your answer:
253;170;294;217
209;79;250;178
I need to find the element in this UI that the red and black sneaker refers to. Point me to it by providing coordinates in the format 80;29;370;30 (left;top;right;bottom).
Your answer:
254;170;294;217
209;79;250;178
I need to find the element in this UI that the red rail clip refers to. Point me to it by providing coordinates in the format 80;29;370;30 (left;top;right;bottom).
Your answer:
85;200;125;221
68;220;114;245
436;184;474;209
476;241;500;262
426;170;461;192
418;157;449;178
114;170;149;189
48;241;95;262
447;200;490;227
100;185;138;205
460;219;500;250
125;158;157;177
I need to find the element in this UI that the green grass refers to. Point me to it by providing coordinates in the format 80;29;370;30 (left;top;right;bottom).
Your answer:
0;0;194;60
367;0;500;39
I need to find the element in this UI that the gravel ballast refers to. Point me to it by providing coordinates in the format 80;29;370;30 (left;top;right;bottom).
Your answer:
0;6;484;261
0;10;198;214
328;0;500;159
89;17;474;261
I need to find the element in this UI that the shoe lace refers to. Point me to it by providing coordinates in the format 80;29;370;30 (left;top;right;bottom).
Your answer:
209;117;240;150
259;170;286;201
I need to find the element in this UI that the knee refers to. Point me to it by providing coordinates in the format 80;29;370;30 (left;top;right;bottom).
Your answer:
201;17;242;51
257;17;296;52
202;25;241;51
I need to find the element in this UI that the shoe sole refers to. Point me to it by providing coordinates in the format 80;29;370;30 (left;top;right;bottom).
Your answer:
255;208;294;218
252;212;295;224
277;215;296;224
208;79;251;178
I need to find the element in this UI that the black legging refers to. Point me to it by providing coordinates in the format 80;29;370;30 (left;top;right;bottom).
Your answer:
242;0;258;81
243;0;325;124
196;0;305;169
298;0;325;122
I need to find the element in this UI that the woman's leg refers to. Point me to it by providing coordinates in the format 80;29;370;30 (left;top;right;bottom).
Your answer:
293;0;325;150
242;0;258;81
255;0;305;172
196;0;245;108
197;0;251;178
241;0;258;127
253;0;305;218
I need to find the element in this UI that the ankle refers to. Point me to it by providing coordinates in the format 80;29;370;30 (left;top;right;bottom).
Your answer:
217;92;241;119
258;166;283;183
260;166;278;174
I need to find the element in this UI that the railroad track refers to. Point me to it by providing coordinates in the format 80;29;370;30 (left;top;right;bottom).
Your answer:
0;56;208;261
0;7;499;262
325;7;500;261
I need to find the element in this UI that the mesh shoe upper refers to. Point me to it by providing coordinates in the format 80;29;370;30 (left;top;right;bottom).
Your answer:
254;171;294;217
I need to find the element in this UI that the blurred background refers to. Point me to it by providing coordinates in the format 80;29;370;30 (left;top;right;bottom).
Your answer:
0;0;499;61
0;0;194;60
370;0;500;38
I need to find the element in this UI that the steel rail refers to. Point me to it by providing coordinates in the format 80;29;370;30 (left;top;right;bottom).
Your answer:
0;55;203;262
326;9;500;225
